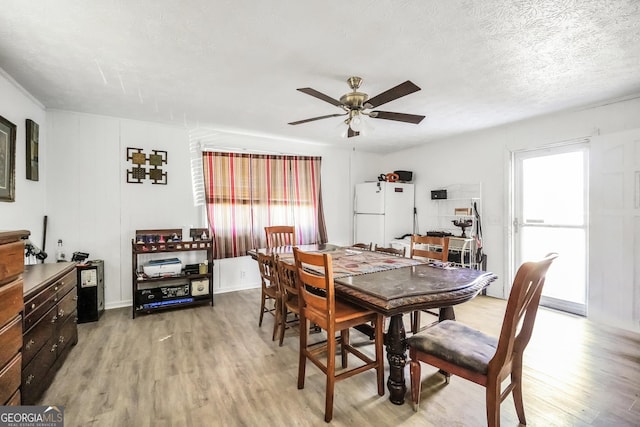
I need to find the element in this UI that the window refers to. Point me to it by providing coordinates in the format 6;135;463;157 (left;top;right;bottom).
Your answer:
202;152;327;258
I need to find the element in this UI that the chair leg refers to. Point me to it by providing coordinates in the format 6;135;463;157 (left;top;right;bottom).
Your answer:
511;357;526;425
271;297;280;341
258;291;266;327
278;301;288;347
409;360;421;412
485;378;501;427
440;369;451;384
298;318;308;390
340;329;349;368
325;325;336;423
374;314;384;396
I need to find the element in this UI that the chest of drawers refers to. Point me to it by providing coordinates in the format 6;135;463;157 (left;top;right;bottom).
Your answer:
22;262;78;405
0;230;28;405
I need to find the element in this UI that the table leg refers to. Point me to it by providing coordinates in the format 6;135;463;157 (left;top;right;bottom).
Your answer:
439;306;456;321
385;313;407;405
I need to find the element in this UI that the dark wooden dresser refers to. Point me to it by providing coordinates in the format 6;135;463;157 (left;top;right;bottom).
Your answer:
0;230;29;405
22;261;78;404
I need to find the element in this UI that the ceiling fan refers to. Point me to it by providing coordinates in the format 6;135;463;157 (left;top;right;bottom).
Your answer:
288;76;425;137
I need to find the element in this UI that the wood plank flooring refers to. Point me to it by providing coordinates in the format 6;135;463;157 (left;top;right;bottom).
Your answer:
40;290;640;426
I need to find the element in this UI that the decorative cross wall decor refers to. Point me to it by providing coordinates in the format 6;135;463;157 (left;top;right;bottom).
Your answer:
126;147;168;184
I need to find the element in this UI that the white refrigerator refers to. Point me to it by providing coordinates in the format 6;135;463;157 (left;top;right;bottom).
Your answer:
354;181;415;247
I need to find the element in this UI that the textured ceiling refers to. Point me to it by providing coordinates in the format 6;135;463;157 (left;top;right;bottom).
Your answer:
1;0;640;153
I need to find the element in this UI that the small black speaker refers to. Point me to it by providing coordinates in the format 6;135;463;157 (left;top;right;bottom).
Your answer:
431;189;447;200
394;170;413;182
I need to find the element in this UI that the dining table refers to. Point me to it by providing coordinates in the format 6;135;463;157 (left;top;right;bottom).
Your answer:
249;243;497;405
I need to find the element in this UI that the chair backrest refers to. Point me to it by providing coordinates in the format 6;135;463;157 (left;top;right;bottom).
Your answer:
374;244;406;257
410;235;449;262
265;226;296;248
257;252;278;291
276;255;299;302
488;253;558;375
293;248;334;329
352;242;372;251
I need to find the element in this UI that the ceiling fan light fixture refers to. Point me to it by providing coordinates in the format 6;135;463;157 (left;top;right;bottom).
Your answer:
289;76;424;138
349;113;363;132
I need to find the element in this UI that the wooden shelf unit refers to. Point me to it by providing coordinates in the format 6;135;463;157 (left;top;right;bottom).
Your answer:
131;228;214;318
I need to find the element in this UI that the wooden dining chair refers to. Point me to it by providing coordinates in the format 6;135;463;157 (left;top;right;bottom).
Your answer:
275;256;300;346
264;225;296;248
351;242;372;251
407;253;558;426
373;244;406;257
410;234;450;262
293;247;384;423
257;252;280;341
409;234;450;333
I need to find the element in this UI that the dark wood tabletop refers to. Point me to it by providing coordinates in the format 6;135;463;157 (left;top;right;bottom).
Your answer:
334;264;496;317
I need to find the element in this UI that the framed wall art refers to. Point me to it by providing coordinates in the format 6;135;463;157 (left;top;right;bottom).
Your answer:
0;115;17;202
26;119;39;181
126;147;168;184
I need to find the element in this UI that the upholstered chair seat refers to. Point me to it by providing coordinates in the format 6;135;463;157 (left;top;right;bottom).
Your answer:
407;320;497;376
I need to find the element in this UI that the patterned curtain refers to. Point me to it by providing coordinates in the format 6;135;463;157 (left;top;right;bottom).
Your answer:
202;152;327;259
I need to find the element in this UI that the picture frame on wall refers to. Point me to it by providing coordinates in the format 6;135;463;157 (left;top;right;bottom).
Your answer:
0;115;17;202
26;119;39;181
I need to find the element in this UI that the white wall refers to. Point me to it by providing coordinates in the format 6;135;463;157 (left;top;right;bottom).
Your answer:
46;111;200;307
379;96;640;332
45;110;360;309
0;71;48;245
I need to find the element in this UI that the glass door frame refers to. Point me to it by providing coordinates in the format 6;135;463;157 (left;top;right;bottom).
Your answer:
510;141;589;316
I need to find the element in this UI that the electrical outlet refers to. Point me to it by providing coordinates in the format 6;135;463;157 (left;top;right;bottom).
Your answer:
240;270;246;279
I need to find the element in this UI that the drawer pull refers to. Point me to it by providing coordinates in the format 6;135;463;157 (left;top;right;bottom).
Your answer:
55;285;59;290
51;343;58;352
59;335;65;344
26;374;34;385
31;303;36;310
25;339;35;350
51;315;58;323
59;309;65;318
73;296;78;301
54;297;59;302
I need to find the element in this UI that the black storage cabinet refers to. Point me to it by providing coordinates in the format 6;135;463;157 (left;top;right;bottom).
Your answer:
77;259;105;323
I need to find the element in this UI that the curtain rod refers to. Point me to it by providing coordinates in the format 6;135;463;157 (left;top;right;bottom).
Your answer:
197;143;305;157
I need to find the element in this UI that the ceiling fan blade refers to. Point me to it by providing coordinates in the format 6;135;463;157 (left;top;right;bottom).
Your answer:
288;113;346;125
347;127;360;138
371;111;425;124
296;88;343;107
365;80;421;108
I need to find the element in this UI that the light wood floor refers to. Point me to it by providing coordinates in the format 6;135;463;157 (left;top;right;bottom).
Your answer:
40;289;640;426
